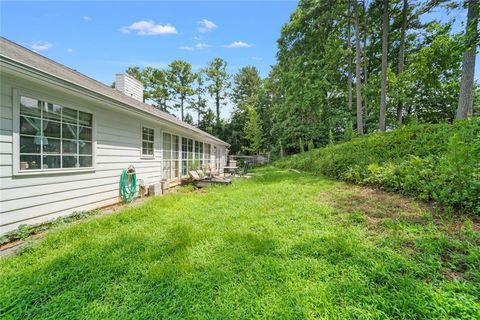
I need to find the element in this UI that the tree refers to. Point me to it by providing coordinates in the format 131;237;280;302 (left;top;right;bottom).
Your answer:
142;67;171;112
456;0;479;119
198;109;216;135
354;0;364;134
205;58;230;126
347;1;354;111
243;105;263;154
168;60;195;121
379;0;389;131
229;66;263;153
188;71;207;125
183;113;194;125
125;66;142;81
397;0;409;125
363;0;369;118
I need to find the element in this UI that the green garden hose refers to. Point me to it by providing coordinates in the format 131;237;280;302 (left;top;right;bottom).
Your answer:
120;165;137;203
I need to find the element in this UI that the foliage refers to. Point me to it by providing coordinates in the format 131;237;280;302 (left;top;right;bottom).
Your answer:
242;105;263;154
1;169;479;318
167;60;196;121
0;210;99;246
187;71;208;125
275;118;480;214
204;58;230;127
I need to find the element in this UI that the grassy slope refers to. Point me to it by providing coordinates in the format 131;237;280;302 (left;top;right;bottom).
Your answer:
1;168;479;319
275;118;480;214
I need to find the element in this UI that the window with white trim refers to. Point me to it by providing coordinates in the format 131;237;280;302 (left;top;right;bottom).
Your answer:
141;126;154;157
19;96;93;171
181;137;193;176
204;143;211;170
162;133;180;180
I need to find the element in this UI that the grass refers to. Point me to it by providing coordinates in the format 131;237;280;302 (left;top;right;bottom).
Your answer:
1;168;479;319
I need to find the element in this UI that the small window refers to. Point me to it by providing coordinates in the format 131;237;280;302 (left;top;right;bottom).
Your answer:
18;95;93;172
142;126;154;157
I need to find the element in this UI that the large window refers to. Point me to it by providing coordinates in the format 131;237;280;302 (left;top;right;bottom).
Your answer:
162;133;180;180
172;135;179;178
19;96;93;171
194;140;203;170
162;133;171;179
181;138;193;176
142;126;154;157
204;143;211;170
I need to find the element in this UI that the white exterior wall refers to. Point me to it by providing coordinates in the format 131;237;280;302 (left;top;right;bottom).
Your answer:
0;72;227;234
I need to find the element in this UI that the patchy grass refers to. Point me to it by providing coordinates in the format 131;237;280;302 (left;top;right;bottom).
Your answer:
1;168;479;319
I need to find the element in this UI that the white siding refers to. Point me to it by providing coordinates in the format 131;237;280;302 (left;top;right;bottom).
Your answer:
0;73;228;234
115;74;143;102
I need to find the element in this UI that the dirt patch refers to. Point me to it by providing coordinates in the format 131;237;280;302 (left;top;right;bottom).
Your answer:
317;184;429;225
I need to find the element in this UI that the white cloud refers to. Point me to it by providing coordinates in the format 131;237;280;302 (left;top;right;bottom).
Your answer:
179;43;211;51
67;48;74;53
195;43;210;50
83;16;91;21
30;41;52;51
251;56;263;61
120;20;177;36
197;19;217;33
224;41;252;49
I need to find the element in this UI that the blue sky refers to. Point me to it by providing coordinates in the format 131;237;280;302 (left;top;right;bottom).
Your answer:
0;1;296;81
1;0;297;118
0;1;478;119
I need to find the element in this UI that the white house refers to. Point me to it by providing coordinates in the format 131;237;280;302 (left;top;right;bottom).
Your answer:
0;37;229;234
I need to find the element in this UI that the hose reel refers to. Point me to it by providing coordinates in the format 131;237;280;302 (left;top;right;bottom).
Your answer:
120;165;138;203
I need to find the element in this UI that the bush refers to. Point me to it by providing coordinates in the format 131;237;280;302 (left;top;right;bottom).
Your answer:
275;118;480;214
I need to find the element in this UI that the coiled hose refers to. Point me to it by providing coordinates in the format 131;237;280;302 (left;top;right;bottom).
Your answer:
120;165;137;203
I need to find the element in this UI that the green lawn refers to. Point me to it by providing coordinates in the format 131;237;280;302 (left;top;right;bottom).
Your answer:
1;168;479;319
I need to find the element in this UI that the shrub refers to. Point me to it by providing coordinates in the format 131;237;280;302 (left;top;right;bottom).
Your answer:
275;118;480;214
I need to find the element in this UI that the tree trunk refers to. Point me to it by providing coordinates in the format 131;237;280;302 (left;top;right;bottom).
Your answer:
198;104;201;126
457;0;478;119
363;0;369;119
180;97;183;121
180;97;184;121
397;0;408;125
379;0;389;131
216;92;220;125
347;1;353;111
354;0;364;134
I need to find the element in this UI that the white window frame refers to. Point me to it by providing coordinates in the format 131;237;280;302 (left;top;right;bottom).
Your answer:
140;125;155;159
12;88;96;176
162;131;181;180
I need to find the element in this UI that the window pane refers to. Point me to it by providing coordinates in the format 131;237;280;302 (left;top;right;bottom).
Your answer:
20;154;41;170
43;155;60;169
20;135;41;153
20;116;40;135
43;138;60;154
79;111;92;126
62;123;77;140
62;139;77;154
142;141;153;156
20;96;41;117
79;156;92;167
79;127;92;141
62;156;78;168
62;107;78;124
173;160;179;178
43;103;62;121
43;120;61;138
79;141;92;155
